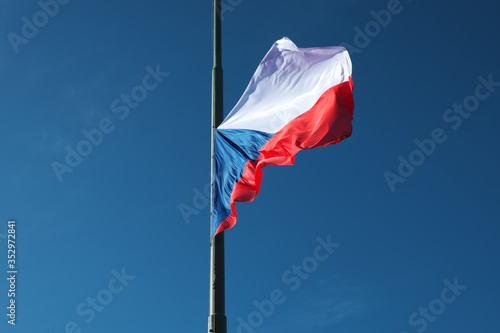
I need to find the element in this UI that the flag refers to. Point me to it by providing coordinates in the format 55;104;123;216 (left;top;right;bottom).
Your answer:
212;37;354;238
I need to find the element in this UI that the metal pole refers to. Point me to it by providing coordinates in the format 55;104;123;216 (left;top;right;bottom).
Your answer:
208;0;226;332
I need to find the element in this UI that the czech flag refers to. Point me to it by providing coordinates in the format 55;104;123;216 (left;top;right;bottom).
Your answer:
212;37;354;238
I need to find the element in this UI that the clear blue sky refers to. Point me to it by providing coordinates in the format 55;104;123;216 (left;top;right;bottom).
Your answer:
1;0;499;332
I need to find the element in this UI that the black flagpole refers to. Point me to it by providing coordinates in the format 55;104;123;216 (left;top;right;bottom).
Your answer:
208;0;226;332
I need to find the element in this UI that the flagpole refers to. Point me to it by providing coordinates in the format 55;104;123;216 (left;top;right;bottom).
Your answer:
209;0;226;332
